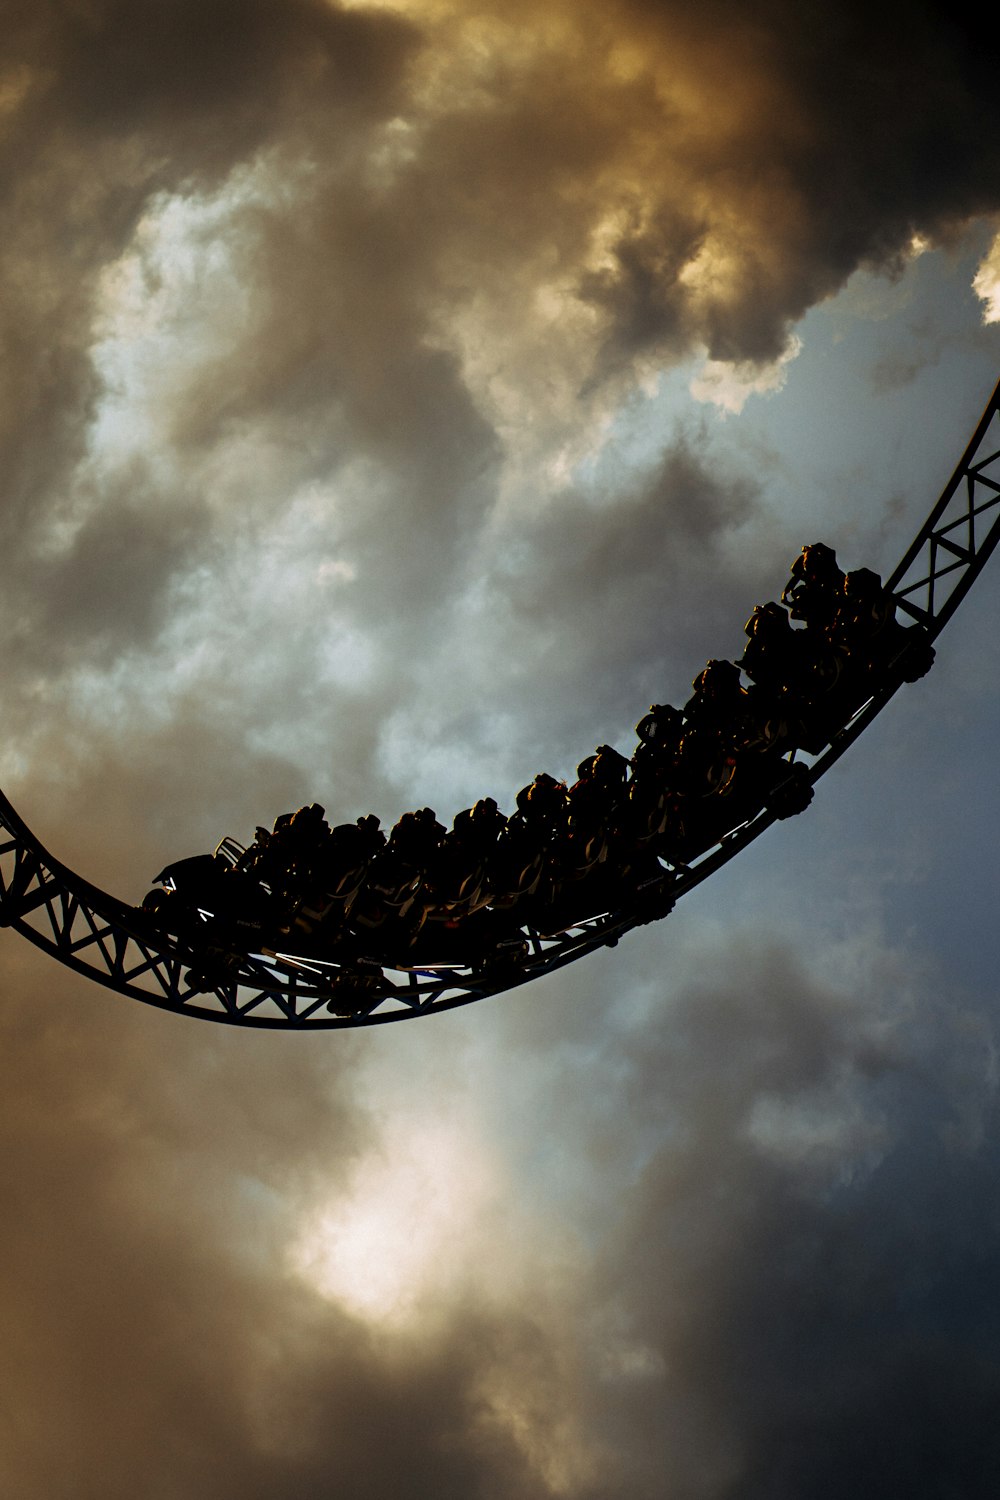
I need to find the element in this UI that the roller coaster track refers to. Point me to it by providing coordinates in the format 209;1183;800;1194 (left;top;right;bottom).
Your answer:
2;379;999;1029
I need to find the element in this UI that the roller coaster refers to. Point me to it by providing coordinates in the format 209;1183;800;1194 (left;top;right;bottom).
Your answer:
1;379;999;1029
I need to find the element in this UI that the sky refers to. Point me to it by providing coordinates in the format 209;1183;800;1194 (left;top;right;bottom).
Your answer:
1;0;1000;1494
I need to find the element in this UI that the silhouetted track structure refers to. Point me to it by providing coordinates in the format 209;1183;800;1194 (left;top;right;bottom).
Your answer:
2;379;999;1028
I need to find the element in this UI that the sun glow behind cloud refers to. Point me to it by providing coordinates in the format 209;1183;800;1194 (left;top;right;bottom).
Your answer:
288;1112;513;1327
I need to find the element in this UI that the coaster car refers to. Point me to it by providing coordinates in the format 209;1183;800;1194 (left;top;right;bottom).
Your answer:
422;799;507;915
403;906;529;971
635;703;684;751
322;961;387;1018
520;845;669;936
656;745;812;866
739;603;849;754
836;568;935;684
140;845;287;950
349;846;428;931
485;813;551;909
562;745;630;877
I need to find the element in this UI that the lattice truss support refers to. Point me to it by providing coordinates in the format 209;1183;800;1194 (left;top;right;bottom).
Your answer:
888;384;1000;634
1;380;998;1029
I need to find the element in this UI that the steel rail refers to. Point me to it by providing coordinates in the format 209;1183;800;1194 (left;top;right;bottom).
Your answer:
1;377;998;1028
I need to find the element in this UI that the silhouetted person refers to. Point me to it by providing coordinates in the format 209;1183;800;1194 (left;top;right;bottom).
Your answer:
781;542;845;633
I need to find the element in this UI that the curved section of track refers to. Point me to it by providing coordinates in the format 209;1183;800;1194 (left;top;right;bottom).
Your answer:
2;379;999;1028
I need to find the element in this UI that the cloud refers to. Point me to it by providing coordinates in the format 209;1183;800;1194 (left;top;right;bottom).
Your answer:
690;336;803;415
2;0;997;711
5;912;1000;1498
544;936;1000;1499
973;226;1000;324
0;3;998;1497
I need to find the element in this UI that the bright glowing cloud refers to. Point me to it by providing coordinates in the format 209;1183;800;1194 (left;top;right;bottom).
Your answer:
689;335;803;414
974;229;1000;324
288;1113;511;1327
87;169;275;470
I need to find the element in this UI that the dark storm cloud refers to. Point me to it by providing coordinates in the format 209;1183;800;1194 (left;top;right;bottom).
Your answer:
0;933;619;1500
3;0;997;686
473;433;786;765
22;482;209;668
0;951;553;1500
494;436;763;649
6;915;1000;1497
568;938;1000;1500
585;0;1000;367
1;0;415;172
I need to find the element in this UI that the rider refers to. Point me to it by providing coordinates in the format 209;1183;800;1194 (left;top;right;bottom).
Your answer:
781;542;845;634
